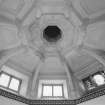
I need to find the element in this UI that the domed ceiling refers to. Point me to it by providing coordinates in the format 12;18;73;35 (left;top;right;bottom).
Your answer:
0;0;105;99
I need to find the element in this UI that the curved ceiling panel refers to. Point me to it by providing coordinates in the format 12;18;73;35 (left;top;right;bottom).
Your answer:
80;0;105;17
39;57;67;75
0;0;24;14
67;50;96;72
84;22;105;50
0;0;104;100
10;49;40;72
0;24;19;50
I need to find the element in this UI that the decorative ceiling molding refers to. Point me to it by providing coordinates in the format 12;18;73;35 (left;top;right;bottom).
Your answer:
30;60;45;98
81;45;105;69
0;44;27;68
18;0;39;25
72;0;88;18
71;0;105;28
56;49;84;99
0;1;105;103
0;84;105;105
75;61;103;80
6;60;32;76
80;0;105;18
0;0;25;15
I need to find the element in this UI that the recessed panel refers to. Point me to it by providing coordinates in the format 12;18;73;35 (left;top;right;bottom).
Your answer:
84;22;105;49
10;49;39;72
0;0;24;14
80;0;105;15
0;25;19;50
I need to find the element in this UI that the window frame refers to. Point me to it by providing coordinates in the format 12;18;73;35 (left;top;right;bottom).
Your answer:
38;80;68;99
42;84;64;98
82;70;105;91
0;71;22;93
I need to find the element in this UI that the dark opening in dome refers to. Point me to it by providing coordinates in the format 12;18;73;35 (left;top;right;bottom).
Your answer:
43;26;62;42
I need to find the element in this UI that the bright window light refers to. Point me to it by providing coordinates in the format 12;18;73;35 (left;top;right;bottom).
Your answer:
0;73;10;87
43;85;52;96
0;71;21;93
53;86;63;97
93;74;105;86
42;85;63;97
9;78;20;91
38;80;68;99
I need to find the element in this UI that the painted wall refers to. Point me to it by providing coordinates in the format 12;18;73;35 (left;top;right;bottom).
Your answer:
78;95;105;105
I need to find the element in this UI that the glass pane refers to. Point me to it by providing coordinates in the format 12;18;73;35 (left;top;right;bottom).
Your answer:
0;73;10;87
43;85;52;96
9;78;20;91
53;85;63;97
93;74;105;86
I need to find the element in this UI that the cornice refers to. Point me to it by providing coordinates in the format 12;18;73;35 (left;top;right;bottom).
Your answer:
0;84;105;105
